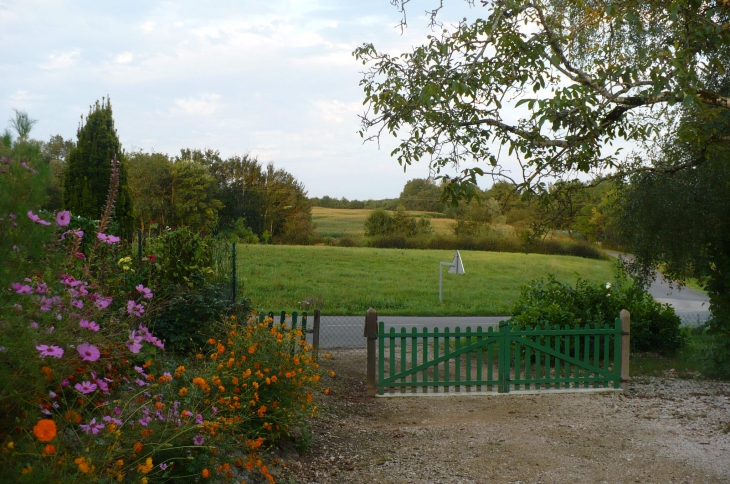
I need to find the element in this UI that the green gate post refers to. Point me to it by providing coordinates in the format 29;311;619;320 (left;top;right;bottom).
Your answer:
498;321;511;393
620;309;631;391
364;308;378;397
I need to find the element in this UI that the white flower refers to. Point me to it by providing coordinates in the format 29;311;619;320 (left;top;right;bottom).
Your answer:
605;282;612;289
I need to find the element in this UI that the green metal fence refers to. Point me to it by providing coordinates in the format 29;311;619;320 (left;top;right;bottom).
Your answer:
376;319;623;395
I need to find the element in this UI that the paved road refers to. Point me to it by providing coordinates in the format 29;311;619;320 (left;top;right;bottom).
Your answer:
605;251;710;326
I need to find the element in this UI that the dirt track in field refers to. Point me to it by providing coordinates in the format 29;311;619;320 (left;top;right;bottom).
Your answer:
278;350;730;484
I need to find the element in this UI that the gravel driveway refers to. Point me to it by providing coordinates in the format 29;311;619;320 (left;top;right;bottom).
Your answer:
279;350;730;484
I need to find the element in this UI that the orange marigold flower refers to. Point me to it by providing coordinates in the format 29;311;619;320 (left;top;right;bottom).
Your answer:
137;457;153;474
248;343;258;354
74;456;91;473
202;468;210;478
133;441;143;453
33;419;57;442
323;388;330;395
64;410;82;423
257;405;267;417
217;343;225;354
141;429;153;438
143;360;152;368
245;461;254;470
41;366;52;381
197;353;203;359
208;338;217;345
179;387;188;397
42;444;55;455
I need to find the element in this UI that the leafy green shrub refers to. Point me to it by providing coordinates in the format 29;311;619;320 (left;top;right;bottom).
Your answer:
511;274;686;354
370;234;406;248
364;208;393;236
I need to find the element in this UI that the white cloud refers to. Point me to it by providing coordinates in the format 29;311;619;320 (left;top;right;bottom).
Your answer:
312;100;360;124
41;50;79;70
115;52;134;64
141;20;155;32
173;93;221;116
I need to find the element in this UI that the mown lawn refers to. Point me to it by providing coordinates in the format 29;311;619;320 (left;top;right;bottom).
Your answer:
237;244;616;315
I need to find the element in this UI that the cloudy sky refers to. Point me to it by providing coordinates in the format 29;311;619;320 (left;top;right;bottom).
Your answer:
1;0;483;199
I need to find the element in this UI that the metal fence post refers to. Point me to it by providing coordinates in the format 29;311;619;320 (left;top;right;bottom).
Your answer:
312;309;321;356
620;309;631;392
365;308;378;397
231;242;237;303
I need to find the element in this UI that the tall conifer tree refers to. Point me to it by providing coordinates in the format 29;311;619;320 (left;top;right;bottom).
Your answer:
64;98;133;235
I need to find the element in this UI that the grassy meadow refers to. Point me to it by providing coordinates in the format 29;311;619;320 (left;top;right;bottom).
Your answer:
237;244;617;316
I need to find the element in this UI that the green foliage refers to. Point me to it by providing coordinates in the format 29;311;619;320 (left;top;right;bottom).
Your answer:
0;146;53;287
363;208;393;236
63;98;133;236
511;274;686;354
355;0;730;202
398;178;443;211
144;228;252;353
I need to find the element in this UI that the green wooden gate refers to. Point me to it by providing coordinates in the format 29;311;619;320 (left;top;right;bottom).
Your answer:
376;319;623;395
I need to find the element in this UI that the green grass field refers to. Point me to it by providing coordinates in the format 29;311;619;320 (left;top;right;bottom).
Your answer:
311;207;456;237
237;244;616;316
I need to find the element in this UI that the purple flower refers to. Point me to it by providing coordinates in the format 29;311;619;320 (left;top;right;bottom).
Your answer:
61;379;69;387
79;417;104;435
103;416;123;426
35;283;48;294
8;213;15;219
193;435;205;446
195;414;204;425
79;319;100;332
56;211;71;226
114;407;121;415
159;463;168;470
135;379;149;387
75;381;98;394
211;406;217;416
94;295;112;310
138;416;152;426
71;299;84;309
135;284;154;299
77;343;100;362
27;210;51;225
12;283;33;295
97;232;121;244
36;345;64;358
127;300;145;317
30;322;38;329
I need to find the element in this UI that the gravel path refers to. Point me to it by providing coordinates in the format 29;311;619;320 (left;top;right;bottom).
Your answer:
278;350;730;484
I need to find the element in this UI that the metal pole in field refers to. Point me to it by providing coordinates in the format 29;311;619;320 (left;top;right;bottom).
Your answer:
231;242;237;303
439;250;465;302
313;309;321;356
365;308;378;397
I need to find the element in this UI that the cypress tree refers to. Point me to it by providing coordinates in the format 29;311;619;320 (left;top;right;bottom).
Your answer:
63;97;133;235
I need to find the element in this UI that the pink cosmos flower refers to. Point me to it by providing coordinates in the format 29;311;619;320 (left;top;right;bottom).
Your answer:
97;232;121;244
103;416;123;426
36;345;64;358
79;417;104;435
94;295;112;310
77;343;100;362
193;435;205;445
79;319;100;332
135;284;154;299
12;283;33;295
127;300;145;317
71;299;84;309
35;283;48;294
28;210;51;225
75;381;97;394
56;211;71;226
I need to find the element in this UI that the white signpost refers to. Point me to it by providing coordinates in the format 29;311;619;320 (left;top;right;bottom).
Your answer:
439;250;465;302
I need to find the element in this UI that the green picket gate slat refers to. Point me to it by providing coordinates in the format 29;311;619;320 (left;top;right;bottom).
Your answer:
377;318;622;395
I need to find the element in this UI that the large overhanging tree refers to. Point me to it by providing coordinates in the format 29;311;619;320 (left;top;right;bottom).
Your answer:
354;0;730;202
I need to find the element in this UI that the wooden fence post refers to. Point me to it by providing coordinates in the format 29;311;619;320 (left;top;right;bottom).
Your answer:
312;309;321;357
620;309;631;392
364;308;378;397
